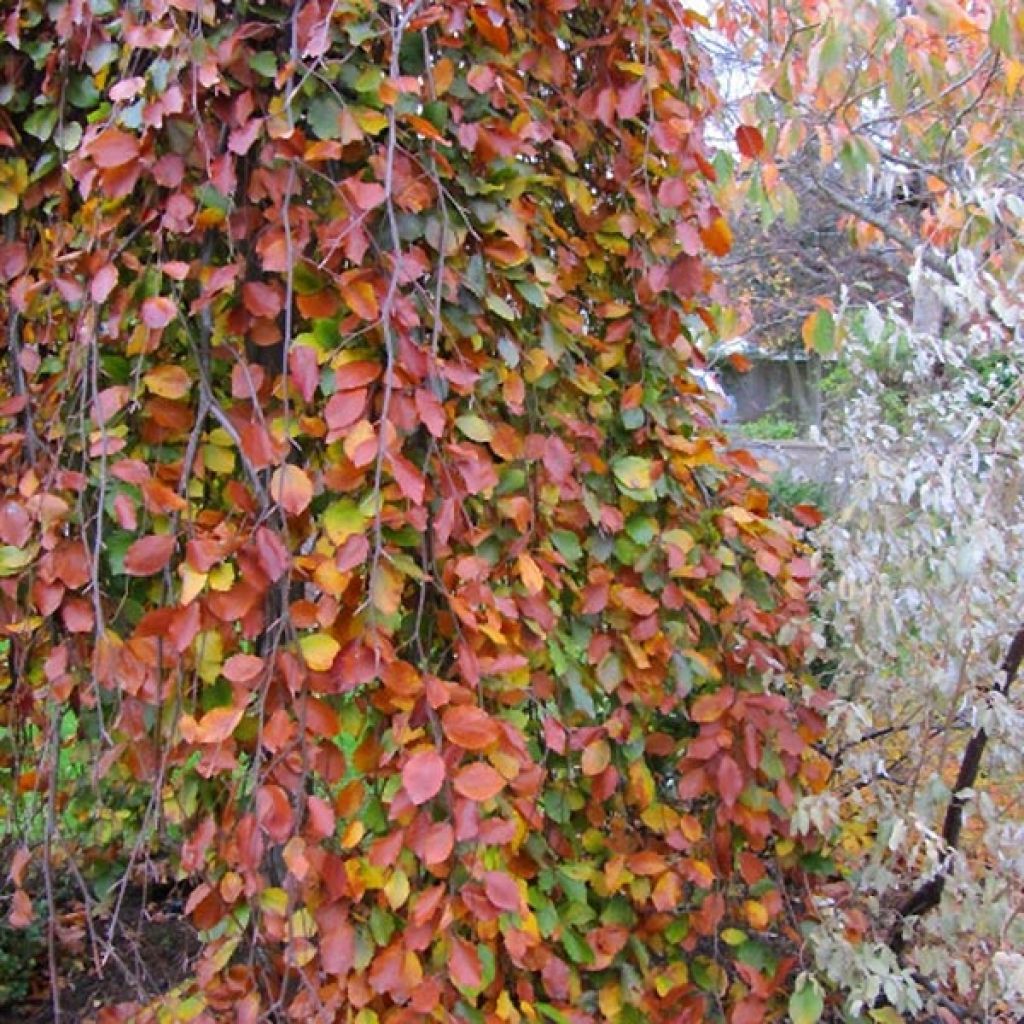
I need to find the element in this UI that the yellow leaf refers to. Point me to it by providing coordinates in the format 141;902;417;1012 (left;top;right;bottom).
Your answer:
371;562;404;615
384;868;410;910
1007;59;1024;96
340;820;365;849
203;442;235;474
259;887;288;915
196;630;223;684
144;365;192;400
299;632;340;672
517;552;545;595
179;564;207;605
353;107;388;134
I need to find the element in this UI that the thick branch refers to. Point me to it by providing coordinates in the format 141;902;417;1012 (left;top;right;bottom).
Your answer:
801;174;956;284
889;624;1024;954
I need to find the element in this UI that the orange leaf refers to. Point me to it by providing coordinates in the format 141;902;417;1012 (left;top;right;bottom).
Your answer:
690;687;734;724
442;705;500;751
193;704;245;744
581;739;611;777
517;552;545;595
453;762;505;802
340;271;380;321
8;889;34;928
699;216;733;257
270;464;314;516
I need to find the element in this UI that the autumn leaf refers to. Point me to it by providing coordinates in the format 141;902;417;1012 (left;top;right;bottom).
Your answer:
403;749;446;805
88;127;140;168
270;465;314;516
453;762;506;802
442;705;501;751
141;296;177;329
123;534;175;576
299;633;340;672
187;704;245;744
735;124;765;159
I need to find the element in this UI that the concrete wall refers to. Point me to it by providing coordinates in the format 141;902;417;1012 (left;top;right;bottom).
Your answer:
733;438;853;499
721;356;822;429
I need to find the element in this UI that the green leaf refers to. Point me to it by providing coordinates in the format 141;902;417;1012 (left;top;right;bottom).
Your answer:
990;8;1013;54
802;308;836;356
789;975;825;1024
612;456;653;491
68;75;101;109
715;570;742;604
550;530;582;563
455;414;494;442
561;929;595;965
0;545;35;576
514;280;547;308
485;294;517;321
307;95;343;140
24;106;57;142
323;500;367;543
248;52;278;78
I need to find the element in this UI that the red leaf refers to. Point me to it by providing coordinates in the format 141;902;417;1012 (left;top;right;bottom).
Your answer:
344;176;387;211
403;750;446;805
542;435;573;483
0;500;31;547
442;705;500;751
716;755;744;808
735;124;765;160
321;919;355;975
243;280;284;318
421;822;454;865
334;360;381;390
388;452;426;505
325;389;368;438
88;128;140;169
124;534;175;576
449;936;482;990
691;687;734;723
223;654;265;684
415;387;446;438
255;785;293;843
483;870;521;912
254;526;290;582
453;762;505;802
141;296;176;329
731;998;766;1024
289;345;319;403
91;264;118;304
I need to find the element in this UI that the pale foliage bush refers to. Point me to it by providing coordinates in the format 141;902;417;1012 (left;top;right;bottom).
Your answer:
805;234;1024;1017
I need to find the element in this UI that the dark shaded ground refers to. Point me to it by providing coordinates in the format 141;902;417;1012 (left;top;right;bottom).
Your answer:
1;884;198;1024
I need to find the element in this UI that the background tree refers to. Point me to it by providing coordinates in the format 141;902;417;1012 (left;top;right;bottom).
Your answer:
0;2;826;1022
709;0;1024;1017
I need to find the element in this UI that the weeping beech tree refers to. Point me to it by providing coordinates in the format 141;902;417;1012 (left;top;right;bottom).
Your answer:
0;2;827;1021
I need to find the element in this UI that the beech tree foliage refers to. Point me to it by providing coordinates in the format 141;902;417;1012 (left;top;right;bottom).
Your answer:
0;2;828;1022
